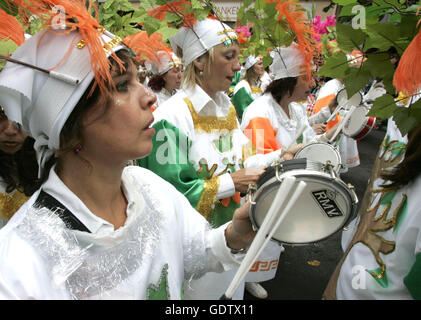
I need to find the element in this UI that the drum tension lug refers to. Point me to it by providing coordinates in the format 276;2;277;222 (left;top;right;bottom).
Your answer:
247;183;257;205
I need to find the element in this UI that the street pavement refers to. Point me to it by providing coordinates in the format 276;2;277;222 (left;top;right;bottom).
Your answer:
244;125;387;300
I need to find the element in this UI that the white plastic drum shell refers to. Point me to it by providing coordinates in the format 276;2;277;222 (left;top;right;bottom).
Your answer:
249;169;357;245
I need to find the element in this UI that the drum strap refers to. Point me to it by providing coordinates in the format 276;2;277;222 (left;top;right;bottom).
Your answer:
33;190;91;233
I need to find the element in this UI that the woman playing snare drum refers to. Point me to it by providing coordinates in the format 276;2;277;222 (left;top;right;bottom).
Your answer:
241;46;340;160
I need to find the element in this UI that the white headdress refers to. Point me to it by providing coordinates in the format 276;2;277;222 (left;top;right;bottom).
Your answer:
169;18;238;68
145;51;182;76
0;28;124;176
269;46;306;81
244;55;261;70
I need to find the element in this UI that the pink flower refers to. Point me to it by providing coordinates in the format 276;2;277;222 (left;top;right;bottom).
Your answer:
235;25;251;38
312;14;336;42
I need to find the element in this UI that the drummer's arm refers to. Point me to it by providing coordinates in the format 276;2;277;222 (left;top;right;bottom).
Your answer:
322;121;342;142
308;106;331;126
225;202;255;250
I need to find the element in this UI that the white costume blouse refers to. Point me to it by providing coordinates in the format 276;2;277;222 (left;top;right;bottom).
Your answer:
154;88;177;109
241;93;328;153
324;118;421;299
0;166;243;299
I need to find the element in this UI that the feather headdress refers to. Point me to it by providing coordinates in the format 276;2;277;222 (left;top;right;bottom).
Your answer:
148;0;199;28
3;0;124;96
265;0;320;80
124;31;171;64
393;7;421;95
0;7;24;46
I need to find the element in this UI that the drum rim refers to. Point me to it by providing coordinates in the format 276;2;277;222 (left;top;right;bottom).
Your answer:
249;169;357;245
343;106;376;139
294;142;342;171
337;89;363;109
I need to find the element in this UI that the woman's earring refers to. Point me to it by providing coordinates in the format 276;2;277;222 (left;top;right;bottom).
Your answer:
199;70;204;76
74;144;83;154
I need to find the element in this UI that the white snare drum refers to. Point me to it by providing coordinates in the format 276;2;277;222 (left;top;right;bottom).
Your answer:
249;159;358;245
336;89;362;111
294;142;342;173
343;106;376;140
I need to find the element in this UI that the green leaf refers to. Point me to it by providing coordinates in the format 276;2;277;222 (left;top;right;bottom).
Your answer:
332;0;358;5
255;0;266;11
317;52;349;79
336;23;366;52
191;0;203;9
343;67;371;98
393;107;419;136
262;55;273;68
102;0;115;10
155;26;179;42
365;23;406;53
367;94;398;119
363;53;395;80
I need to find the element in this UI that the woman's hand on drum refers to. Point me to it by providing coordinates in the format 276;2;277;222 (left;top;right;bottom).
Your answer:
230;168;265;194
281;143;306;160
325;121;342;141
312;123;326;135
225;201;256;250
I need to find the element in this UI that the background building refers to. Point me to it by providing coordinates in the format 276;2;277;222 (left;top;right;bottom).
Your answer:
211;0;337;26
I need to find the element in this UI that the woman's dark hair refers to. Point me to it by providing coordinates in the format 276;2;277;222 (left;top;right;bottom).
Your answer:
148;73;166;91
0;136;39;196
264;77;298;103
381;124;421;188
35;49;134;189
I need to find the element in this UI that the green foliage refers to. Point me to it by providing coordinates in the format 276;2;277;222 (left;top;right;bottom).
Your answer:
236;0;301;67
97;0;145;38
0;39;18;71
318;0;421;135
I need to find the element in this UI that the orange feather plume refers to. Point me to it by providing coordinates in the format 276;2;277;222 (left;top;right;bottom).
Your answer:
124;31;172;63
265;0;320;80
0;8;24;46
393;8;421;95
148;0;198;28
148;0;216;29
4;0;124;97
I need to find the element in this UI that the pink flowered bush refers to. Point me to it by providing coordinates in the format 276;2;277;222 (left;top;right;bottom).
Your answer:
312;14;336;42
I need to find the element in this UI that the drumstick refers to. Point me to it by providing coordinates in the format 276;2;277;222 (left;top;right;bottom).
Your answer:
328;105;356;144
324;104;343;124
222;176;297;299
254;180;307;267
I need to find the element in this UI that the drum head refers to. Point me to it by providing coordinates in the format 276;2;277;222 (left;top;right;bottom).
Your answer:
343;106;368;137
250;166;355;245
337;89;362;110
294;142;341;172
